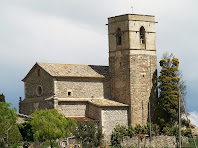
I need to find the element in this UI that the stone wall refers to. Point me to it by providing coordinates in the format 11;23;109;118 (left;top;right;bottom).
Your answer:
57;101;87;117
24;65;54;99
101;107;128;143
19;98;54;115
129;54;157;126
55;77;110;99
121;135;189;148
109;54;131;105
87;103;101;120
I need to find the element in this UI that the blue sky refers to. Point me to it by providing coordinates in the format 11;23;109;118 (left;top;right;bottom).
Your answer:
0;0;198;126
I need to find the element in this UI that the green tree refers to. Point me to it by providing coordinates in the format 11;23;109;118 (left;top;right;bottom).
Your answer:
30;109;76;148
157;53;180;127
0;102;22;145
18;119;34;142
161;53;187;115
0;94;5;102
75;121;103;148
8;124;23;143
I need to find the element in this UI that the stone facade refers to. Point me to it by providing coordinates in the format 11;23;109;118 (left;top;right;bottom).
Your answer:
55;77;110;99
101;107;128;141
19;13;158;142
121;136;189;148
108;14;157;126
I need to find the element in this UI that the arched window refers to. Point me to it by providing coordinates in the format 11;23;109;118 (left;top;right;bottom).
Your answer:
116;28;122;45
140;26;145;44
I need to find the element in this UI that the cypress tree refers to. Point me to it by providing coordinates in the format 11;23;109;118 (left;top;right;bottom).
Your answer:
157;56;180;127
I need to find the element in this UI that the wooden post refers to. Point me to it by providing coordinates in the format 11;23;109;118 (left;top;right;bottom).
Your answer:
179;91;197;148
178;92;181;148
149;100;152;148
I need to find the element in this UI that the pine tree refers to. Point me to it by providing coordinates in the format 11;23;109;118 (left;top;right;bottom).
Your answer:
157;54;180;127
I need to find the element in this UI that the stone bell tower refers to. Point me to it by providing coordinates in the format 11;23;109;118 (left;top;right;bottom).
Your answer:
108;14;158;126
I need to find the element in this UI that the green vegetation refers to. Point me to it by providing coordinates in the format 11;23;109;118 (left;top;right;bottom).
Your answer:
181;138;198;148
18;119;34;142
110;123;193;147
30;109;76;148
8;142;24;148
74;121;103;148
42;141;61;148
111;123;159;147
0;102;22;145
156;53;180;127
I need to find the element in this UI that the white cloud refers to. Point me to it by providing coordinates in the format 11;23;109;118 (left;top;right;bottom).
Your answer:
0;0;198;112
188;112;198;128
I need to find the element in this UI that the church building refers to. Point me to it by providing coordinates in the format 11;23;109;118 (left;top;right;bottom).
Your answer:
19;13;158;140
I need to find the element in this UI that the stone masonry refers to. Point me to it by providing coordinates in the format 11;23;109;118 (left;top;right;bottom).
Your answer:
121;136;189;148
108;14;157;126
19;13;158;142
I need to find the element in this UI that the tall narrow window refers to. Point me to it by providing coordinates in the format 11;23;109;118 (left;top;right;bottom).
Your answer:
140;26;145;44
37;69;40;76
116;28;122;45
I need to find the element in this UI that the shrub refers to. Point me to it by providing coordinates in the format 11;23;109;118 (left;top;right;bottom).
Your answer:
182;128;192;138
111;125;128;146
128;126;135;138
74;121;103;148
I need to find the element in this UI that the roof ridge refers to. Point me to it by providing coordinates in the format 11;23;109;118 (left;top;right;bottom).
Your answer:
37;62;108;67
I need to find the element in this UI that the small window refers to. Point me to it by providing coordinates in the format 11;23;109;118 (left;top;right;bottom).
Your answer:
140;26;146;44
116;28;122;45
36;85;43;96
67;90;72;97
37;69;40;76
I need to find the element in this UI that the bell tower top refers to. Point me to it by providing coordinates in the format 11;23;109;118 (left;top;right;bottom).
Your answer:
108;14;157;56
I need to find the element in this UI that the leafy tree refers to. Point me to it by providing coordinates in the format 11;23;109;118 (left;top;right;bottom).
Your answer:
18;119;34;142
8;124;23;143
0;94;5;102
0;102;22;145
157;53;180;127
161;53;187;115
75;121;103;148
30;109;76;148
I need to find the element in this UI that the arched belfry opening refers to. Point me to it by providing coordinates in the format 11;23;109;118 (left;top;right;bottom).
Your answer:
116;28;122;45
140;26;146;44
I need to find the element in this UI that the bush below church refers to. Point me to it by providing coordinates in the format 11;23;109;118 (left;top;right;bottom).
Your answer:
111;123;193;147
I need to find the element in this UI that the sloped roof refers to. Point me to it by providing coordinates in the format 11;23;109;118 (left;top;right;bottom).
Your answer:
66;117;99;122
57;98;128;107
23;62;110;81
37;62;109;78
89;98;128;107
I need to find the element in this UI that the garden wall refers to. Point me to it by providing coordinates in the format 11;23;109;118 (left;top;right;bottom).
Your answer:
121;135;189;148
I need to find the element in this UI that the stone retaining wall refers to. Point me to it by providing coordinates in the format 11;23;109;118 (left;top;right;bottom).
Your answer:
120;135;188;148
